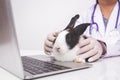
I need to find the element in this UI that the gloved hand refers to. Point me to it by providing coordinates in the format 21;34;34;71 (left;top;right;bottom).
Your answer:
44;32;59;55
77;37;106;62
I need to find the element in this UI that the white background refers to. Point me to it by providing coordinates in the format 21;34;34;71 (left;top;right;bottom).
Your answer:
10;0;95;52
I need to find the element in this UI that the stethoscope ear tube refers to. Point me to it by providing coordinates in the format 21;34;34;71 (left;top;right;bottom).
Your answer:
115;0;120;29
89;3;98;35
89;0;120;35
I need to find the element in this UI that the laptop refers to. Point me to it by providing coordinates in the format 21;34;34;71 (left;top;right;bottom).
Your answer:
0;0;92;80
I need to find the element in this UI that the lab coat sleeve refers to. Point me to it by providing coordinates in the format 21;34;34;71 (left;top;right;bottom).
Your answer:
104;40;120;57
104;23;120;57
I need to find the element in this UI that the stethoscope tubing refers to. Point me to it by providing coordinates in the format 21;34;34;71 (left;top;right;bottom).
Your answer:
115;0;120;29
89;0;120;35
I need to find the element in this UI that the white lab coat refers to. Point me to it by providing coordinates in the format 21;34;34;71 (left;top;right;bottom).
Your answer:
77;2;120;57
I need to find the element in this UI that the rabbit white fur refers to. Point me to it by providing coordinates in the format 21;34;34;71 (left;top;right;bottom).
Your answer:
52;31;85;62
52;14;90;62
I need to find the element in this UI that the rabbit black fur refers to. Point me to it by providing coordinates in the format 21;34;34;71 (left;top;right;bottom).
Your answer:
52;14;90;62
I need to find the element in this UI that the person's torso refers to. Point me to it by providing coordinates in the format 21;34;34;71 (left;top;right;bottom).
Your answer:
78;2;120;44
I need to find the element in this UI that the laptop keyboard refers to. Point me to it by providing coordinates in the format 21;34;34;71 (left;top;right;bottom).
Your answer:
22;56;71;75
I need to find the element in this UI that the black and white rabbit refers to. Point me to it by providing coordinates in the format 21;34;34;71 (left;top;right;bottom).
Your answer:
52;14;90;63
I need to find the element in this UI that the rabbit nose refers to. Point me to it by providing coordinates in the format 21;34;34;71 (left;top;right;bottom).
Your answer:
55;46;61;52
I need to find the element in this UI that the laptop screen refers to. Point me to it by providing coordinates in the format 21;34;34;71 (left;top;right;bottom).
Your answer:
0;0;24;79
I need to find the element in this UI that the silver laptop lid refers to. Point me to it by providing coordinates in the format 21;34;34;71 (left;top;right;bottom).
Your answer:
0;0;24;79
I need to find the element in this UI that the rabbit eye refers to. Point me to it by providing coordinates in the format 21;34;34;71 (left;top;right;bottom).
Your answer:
83;35;88;39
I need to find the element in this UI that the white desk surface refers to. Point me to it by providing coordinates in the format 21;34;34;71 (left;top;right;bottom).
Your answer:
0;50;120;80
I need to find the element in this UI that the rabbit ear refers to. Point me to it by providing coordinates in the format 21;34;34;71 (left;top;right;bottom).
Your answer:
64;14;79;30
73;23;90;36
65;23;90;49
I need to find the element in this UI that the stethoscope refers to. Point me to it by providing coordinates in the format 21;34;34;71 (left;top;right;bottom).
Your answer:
89;0;120;39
